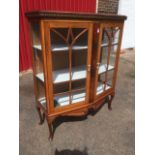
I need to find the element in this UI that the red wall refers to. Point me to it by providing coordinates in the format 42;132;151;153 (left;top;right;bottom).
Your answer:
19;0;96;72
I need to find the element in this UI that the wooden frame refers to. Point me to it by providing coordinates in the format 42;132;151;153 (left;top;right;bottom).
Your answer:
26;11;126;140
94;22;124;96
44;21;93;113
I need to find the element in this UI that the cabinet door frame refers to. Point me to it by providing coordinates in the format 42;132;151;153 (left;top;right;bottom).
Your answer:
44;20;93;114
94;21;124;100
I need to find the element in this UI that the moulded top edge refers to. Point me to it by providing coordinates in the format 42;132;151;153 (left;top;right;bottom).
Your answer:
25;11;127;21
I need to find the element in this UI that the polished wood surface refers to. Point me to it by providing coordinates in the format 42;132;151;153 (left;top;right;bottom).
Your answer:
26;11;127;21
26;12;126;139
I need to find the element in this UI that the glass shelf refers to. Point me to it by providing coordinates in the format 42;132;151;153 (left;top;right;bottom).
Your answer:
36;63;114;84
101;41;118;47
38;91;85;107
38;83;111;107
98;63;114;74
96;83;111;95
33;43;88;52
33;45;42;50
55;91;86;107
38;97;46;105
36;65;86;83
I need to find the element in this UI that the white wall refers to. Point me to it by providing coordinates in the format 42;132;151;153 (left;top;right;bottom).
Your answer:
118;0;135;49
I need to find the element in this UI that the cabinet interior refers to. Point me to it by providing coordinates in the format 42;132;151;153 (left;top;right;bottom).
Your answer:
31;23;120;109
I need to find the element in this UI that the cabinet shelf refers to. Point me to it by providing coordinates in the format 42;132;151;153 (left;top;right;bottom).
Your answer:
38;91;85;107
36;63;114;83
38;83;111;107
36;65;86;83
96;83;111;95
98;64;114;74
101;41;118;47
54;87;85;96
33;43;88;52
55;91;86;107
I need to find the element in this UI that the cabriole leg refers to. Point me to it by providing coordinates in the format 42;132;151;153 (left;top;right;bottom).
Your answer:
108;94;114;110
36;106;45;125
47;117;55;140
47;121;53;140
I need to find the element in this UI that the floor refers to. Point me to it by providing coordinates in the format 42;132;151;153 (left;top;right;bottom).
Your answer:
19;50;135;155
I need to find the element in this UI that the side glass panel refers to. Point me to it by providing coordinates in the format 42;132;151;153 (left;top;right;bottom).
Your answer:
31;22;46;109
50;27;88;108
96;27;120;96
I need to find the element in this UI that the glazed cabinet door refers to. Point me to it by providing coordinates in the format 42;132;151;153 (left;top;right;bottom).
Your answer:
45;21;93;112
94;23;123;99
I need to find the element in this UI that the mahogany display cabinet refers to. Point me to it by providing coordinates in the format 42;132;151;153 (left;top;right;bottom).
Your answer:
26;11;127;139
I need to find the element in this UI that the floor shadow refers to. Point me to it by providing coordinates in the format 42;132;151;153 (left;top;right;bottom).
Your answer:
89;100;107;116
53;115;87;136
89;95;111;116
52;99;108;138
55;147;88;155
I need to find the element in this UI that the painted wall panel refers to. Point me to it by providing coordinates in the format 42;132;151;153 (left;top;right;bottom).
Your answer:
118;0;135;49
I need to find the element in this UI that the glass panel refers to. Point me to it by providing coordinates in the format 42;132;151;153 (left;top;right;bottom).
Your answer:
53;83;70;107
96;27;120;96
72;28;88;50
31;23;41;47
34;48;44;75
31;22;43;75
96;45;111;95
106;44;118;87
37;80;46;108
31;22;46;108
50;27;88;108
112;27;120;44
50;28;68;51
71;28;87;102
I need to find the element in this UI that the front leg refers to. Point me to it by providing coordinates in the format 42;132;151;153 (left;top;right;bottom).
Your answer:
47;122;53;140
47;117;55;140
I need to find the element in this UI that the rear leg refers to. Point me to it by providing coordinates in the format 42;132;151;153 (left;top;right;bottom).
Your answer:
36;106;45;125
108;94;114;110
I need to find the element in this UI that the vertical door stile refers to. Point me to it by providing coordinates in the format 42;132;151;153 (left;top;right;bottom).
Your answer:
95;25;103;99
68;27;72;105
69;42;72;104
45;22;54;114
86;24;93;103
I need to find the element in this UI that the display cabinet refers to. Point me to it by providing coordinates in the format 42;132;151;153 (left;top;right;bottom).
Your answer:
26;11;126;139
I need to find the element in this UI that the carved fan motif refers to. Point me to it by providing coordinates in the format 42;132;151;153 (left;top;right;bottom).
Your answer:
51;28;88;47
